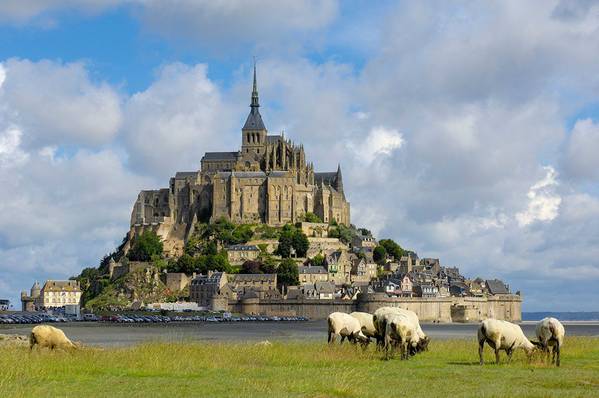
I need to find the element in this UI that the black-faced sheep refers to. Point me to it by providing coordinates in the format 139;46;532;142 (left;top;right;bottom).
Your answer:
373;307;429;353
327;312;368;345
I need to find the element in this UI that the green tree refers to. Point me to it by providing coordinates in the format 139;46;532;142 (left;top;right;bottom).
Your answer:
128;230;163;261
277;224;295;258
292;231;309;257
175;254;196;274
379;239;405;261
277;258;299;287
373;245;387;265
240;260;263;274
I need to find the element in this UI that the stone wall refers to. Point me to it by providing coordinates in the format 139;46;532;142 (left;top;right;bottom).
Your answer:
223;293;522;323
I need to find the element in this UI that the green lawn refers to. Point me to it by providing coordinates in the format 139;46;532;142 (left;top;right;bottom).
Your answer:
1;337;598;397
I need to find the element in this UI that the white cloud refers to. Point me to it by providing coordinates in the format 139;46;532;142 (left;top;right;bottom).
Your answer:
354;126;404;163
564;118;599;181
123;62;235;178
1;59;122;148
0;126;28;167
516;166;562;227
135;0;338;52
0;0;122;24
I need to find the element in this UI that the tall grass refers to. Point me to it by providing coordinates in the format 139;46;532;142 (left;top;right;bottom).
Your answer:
1;337;598;397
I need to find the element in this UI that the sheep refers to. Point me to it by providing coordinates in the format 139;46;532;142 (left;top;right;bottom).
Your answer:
350;311;377;342
373;307;429;353
30;325;78;351
478;319;535;365
382;313;421;360
534;317;565;366
327;312;369;345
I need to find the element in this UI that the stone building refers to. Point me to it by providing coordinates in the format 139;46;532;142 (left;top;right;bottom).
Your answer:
129;65;350;255
226;244;260;265
298;265;329;284
190;272;228;307
37;280;82;309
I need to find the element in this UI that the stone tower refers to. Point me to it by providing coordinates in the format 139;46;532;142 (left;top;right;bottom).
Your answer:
241;62;267;156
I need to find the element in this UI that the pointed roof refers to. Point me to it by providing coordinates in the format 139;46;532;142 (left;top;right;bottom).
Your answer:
242;62;266;131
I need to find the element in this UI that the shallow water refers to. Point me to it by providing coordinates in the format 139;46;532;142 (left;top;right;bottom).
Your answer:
2;321;598;347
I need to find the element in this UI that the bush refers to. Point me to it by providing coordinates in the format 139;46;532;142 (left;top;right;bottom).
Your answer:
303;212;322;223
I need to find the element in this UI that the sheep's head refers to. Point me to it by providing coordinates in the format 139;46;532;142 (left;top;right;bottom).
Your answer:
416;336;430;353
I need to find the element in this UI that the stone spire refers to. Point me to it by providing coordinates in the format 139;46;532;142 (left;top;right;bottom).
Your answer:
251;60;259;108
336;164;344;195
242;60;266;131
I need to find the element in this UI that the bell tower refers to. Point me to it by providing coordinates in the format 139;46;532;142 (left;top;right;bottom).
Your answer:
241;62;267;155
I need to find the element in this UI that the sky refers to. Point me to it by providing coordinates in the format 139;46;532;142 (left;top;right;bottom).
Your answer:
1;0;599;311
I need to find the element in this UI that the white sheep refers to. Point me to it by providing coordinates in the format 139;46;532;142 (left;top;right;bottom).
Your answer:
350;311;377;341
478;319;535;365
30;325;78;351
535;317;565;366
382;313;421;360
327;312;368;345
373;307;429;352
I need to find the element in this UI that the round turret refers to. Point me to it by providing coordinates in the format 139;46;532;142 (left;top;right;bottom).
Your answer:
31;281;41;298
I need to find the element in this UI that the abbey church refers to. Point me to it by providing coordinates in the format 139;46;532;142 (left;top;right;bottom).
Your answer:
129;66;350;254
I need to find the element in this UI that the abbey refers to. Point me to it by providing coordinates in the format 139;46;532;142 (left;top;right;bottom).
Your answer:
130;65;350;253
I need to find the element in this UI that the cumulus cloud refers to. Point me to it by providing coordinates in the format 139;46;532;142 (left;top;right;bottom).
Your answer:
349;126;404;163
516;167;562;226
135;0;338;52
563;118;599;181
1;59;122;148
0;0;122;25
123;62;235;178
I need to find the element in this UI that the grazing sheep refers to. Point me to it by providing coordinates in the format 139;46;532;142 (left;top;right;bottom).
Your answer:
350;312;377;341
373;307;429;353
535;317;565;366
327;312;368;345
478;319;535;365
30;325;77;351
382;313;420;360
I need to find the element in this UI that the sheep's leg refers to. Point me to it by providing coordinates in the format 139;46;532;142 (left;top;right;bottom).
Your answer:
507;349;513;363
555;343;560;367
478;339;485;365
340;335;346;344
494;347;500;365
328;330;332;344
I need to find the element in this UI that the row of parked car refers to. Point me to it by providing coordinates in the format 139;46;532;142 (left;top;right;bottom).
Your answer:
0;313;309;324
98;315;309;323
0;313;70;324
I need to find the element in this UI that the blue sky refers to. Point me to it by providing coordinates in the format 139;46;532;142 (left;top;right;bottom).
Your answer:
1;0;599;311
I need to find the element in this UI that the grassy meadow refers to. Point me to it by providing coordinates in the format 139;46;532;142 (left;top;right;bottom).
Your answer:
1;337;598;397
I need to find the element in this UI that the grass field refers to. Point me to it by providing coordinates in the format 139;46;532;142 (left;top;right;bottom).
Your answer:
1;337;599;397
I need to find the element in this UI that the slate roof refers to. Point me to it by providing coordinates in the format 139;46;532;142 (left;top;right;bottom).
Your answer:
298;266;328;274
243;107;266;130
174;171;198;179
231;274;277;283
485;279;509;295
42;280;80;292
202;152;239;161
227;244;259;251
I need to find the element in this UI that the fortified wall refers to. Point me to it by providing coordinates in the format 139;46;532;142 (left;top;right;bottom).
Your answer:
217;293;522;323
